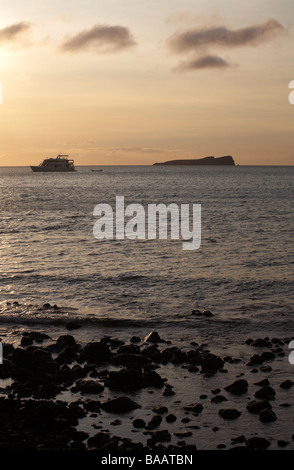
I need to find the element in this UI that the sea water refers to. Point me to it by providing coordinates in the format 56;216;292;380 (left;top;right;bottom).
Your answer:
0;164;294;450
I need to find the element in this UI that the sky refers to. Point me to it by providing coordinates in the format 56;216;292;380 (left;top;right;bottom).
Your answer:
0;0;293;166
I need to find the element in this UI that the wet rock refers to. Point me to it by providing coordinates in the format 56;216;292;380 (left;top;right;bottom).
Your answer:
246;400;272;414
279;379;294;389
184;403;203;414
110;353;151;367
133;418;146;428
130;336;141;343
224;379;248;395
152;406;168;414
144;331;164;343
150;430;171;443
71;379;104;395
246;354;263;366
83;341;111;364
278;440;289;448
34;382;62;399
254;378;270;387
211;395;228;404
200;353;224;373
254;385;276;400
259;408;277;423
261;351;275;361
100;397;141;413
246;437;271;449
146;415;162;429
83;400;101;413
56;335;77;350
166;414;177;423
144;370;165;388
218;409;242;420
107;368;144;391
65;321;81;330
251;338;272;348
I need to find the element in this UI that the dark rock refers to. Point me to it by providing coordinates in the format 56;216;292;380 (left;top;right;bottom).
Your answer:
280;380;294;389
144;331;164;343
151;430;171;443
100;397;141;413
83;400;101;412
117;344;140;355
200;353;224;373
152;406;168;414
144;370;165;388
184;403;203;414
130;336;141;343
133;418;146;428
65;321;81;330
83;341;111;364
166;414;177;423
259;408;277;423
56;334;77;350
110;353;151;367
71;379;104;395
224;379;248;395
246;400;272;414
246;437;271;449
246;354;263;366
278;440;289;448
107;368;144;391
251;338;272;348
211;395;228;403
34;383;62;399
146;415;162;429
254;385;276;400
218;409;242;420
231;435;246;444
245;338;253;345
254;378;270;386
261;351;275;361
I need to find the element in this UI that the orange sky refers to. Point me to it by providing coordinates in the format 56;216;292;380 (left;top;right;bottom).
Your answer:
0;0;293;166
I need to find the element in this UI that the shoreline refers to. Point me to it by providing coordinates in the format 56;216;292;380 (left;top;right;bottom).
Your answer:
1;317;294;452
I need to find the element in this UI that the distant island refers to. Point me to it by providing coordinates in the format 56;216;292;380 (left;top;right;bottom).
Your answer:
153;156;235;166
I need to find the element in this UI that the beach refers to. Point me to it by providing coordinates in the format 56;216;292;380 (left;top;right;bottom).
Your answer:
1;301;294;456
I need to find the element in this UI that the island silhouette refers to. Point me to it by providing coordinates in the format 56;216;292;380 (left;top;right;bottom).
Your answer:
153;155;235;165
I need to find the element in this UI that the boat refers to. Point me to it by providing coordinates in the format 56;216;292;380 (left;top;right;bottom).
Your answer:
30;155;75;172
91;169;103;172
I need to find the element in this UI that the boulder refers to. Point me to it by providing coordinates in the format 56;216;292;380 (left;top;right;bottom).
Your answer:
100;397;141;413
83;341;111;364
218;409;242;420
246;437;271;449
200;353;224;373
144;331;164;343
224;379;248;395
259;408;277;423
246;400;272;414
254;386;276;400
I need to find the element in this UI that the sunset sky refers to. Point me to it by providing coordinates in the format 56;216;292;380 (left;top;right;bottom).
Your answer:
0;0;293;166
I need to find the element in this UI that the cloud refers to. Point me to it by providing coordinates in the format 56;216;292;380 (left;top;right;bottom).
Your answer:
0;22;31;44
175;54;231;72
60;24;136;53
167;19;284;53
167;18;284;72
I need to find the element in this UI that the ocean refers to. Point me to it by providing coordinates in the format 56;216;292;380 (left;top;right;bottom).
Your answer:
0;164;294;450
0;165;293;337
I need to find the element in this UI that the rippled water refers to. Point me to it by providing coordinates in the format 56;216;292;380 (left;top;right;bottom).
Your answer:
0;165;293;338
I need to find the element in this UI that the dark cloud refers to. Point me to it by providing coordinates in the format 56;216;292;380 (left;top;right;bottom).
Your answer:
0;22;31;43
175;54;231;72
60;24;136;53
167;18;284;72
167;19;284;53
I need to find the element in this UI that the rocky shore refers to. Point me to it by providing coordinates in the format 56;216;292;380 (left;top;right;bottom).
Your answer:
0;326;293;452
